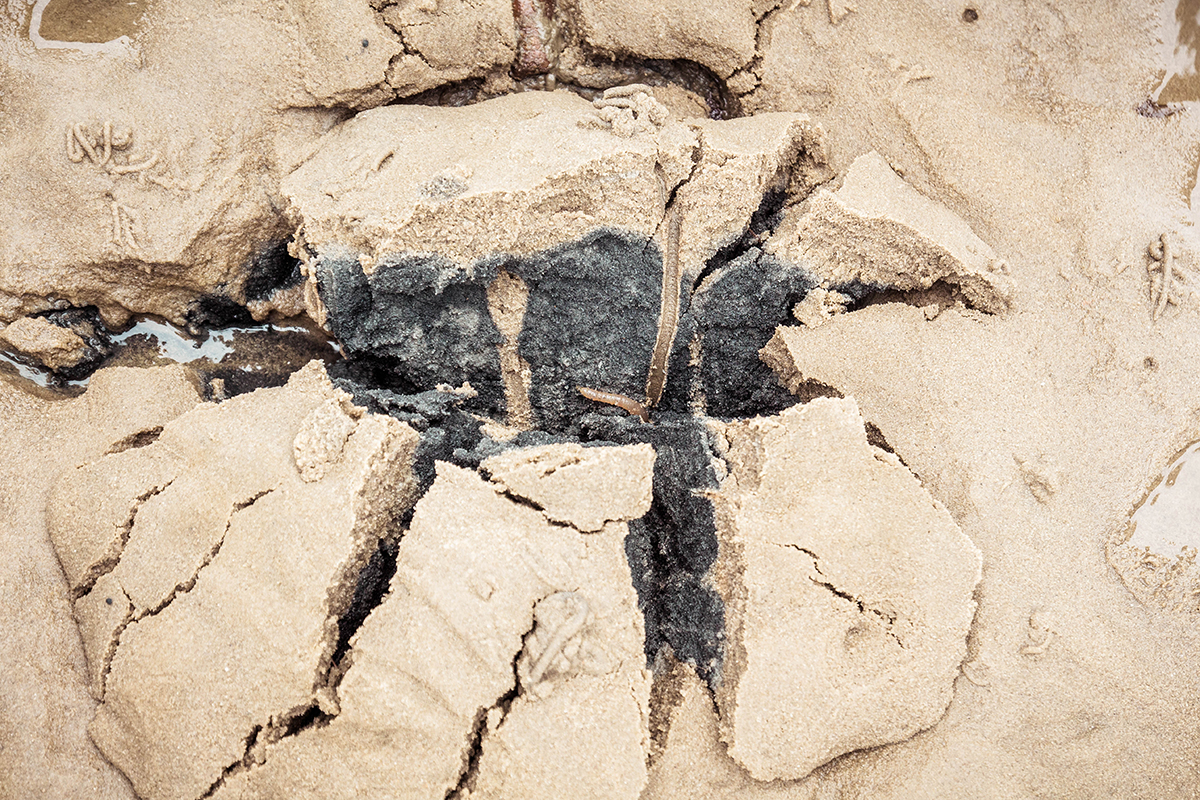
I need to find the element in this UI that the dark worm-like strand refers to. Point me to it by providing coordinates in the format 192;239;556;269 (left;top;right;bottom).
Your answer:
578;386;650;423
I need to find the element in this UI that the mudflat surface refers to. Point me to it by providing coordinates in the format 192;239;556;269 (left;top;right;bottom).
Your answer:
3;1;1200;798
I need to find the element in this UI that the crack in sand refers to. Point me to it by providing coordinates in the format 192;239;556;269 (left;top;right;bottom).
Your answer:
95;587;134;700
445;607;533;800
103;426;164;455
487;482;575;531
727;0;787;98
73;479;176;600
135;487;278;621
198;725;263;800
772;541;906;648
94;487;281;706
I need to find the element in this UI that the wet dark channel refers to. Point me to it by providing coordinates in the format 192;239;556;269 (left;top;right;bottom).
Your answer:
0;314;341;400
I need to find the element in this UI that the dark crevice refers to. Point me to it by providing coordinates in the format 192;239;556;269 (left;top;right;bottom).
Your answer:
787;378;843;404
690;186;789;298
278;703;333;738
445;706;493;800
776;542;905;648
491;485;574;530
864;421;897;456
96;592;134;700
138;487;275;620
73;480;174;600
331;532;401;667
184;285;254;335
646;58;739;120
104;426;163;455
242;239;304;303
234;488;273;512
445;616;527;799
853;279;966;316
398;77;487;108
199;725;262;800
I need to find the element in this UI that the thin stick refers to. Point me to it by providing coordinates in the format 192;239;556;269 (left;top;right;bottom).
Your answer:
645;204;682;407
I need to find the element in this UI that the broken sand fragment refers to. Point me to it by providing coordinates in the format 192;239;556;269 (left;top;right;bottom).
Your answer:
765;151;1013;313
0;315;89;370
283;91;696;268
711;398;981;781
483;442;655;532
675;113;829;285
563;0;759;79
791;286;851;328
45;363;420;800
214;460;651;800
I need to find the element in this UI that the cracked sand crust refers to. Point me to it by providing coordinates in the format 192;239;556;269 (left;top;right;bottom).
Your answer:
46;363;420;800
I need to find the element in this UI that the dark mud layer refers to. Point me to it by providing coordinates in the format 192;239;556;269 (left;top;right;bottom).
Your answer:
315;247;507;416
504;229;661;433
584;412;726;686
671;248;817;418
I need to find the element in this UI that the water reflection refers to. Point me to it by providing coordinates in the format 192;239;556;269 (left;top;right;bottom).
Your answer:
1127;440;1200;556
27;0;148;55
0;315;341;398
1156;0;1200;102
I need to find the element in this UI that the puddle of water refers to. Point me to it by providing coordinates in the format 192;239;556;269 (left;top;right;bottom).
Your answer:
110;318;240;364
1156;0;1200;103
0;315;341;399
1127;440;1200;557
27;0;148;55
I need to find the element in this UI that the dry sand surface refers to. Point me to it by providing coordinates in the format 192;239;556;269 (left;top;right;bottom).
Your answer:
3;0;1200;798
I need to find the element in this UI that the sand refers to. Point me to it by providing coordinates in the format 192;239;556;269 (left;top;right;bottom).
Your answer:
3;0;1200;798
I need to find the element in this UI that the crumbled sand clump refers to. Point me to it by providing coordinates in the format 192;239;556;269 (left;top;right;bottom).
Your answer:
0;315;89;370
